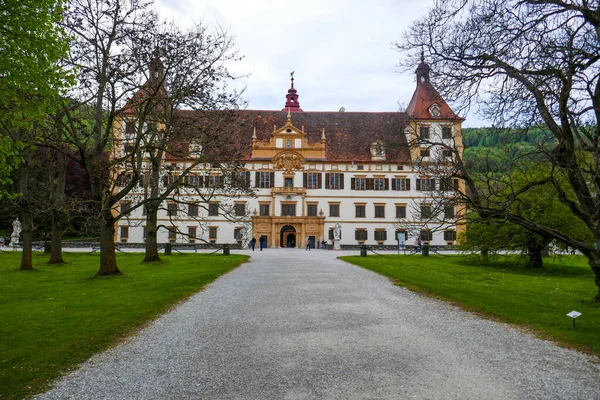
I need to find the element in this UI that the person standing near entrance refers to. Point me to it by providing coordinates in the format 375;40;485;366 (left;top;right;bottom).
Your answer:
306;237;311;251
250;237;256;251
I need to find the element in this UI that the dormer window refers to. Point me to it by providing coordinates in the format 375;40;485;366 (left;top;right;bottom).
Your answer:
370;141;385;160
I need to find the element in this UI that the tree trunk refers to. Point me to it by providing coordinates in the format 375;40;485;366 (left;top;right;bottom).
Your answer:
96;211;121;276
589;255;600;303
48;211;64;264
143;201;161;262
49;147;67;264
18;154;33;271
526;237;544;268
19;211;33;271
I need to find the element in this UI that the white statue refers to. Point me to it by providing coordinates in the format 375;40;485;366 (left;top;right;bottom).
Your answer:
11;218;21;245
334;223;342;240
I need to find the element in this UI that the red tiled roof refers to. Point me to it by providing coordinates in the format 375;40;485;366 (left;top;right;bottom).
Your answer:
178;109;411;163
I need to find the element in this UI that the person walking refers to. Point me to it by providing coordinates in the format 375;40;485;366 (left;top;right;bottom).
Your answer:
417;236;422;252
250;237;256;251
259;236;266;251
306;237;311;251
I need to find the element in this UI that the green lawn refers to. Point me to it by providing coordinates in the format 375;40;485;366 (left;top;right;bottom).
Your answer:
340;254;600;354
0;251;248;400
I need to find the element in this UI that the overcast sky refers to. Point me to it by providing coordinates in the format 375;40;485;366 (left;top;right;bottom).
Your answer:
156;0;486;127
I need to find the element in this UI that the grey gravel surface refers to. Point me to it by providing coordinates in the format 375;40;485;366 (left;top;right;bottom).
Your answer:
37;249;600;399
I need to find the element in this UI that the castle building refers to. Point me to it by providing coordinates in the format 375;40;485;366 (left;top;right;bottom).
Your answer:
115;57;464;249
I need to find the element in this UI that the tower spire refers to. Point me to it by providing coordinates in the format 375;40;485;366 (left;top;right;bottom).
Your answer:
281;71;303;112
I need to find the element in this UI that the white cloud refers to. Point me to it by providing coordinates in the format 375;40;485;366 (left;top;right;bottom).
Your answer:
156;0;488;127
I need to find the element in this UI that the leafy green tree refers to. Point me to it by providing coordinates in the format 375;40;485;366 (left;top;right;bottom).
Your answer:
397;0;600;301
0;0;71;269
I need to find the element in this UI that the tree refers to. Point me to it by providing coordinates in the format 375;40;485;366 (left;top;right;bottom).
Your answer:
0;0;70;269
116;22;248;262
60;0;159;275
397;0;600;300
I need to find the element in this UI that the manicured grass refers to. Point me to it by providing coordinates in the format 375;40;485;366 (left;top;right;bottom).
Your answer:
0;251;248;400
340;254;600;354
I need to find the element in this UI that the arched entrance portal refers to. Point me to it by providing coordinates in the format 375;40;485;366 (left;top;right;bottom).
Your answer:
280;225;297;248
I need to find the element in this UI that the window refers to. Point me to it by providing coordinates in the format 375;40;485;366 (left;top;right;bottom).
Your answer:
307;203;318;217
374;230;387;242
233;171;250;188
357;165;364;170
416;178;435;191
189;175;200;186
188;203;199;217
355;204;366;218
208;203;219;216
420;204;432;219
420;229;433;241
259;203;270;216
207;175;221;188
329;204;340;217
444;205;455;219
120;201;132;215
168;227;176;241
392;177;410;191
305;172;321;189
234;228;243;240
284;177;293;187
442;127;452;139
209;227;217;240
281;203;296;216
326;173;344;189
353;177;366;190
442;149;453;159
420;148;430;158
257;171;274;188
167;174;180;185
125;121;136;134
235;203;246;217
420;126;430;139
120;226;129;240
167;203;178;217
374;177;387;191
142;205;147;216
444;230;456;241
440;178;457;192
396;205;406;219
188;227;197;243
374;205;385;218
355;229;368;241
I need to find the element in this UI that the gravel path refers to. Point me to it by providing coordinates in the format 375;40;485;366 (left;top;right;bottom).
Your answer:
37;249;600;399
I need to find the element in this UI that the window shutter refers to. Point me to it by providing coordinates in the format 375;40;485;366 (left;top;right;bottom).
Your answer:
325;173;330;189
199;176;205;188
391;178;397;190
366;178;374;190
351;178;356;190
431;179;436;190
406;178;410;190
246;171;251;187
269;172;275;188
255;172;260;187
384;178;389;190
318;173;322;189
340;174;344;189
162;175;168;186
303;173;307;188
